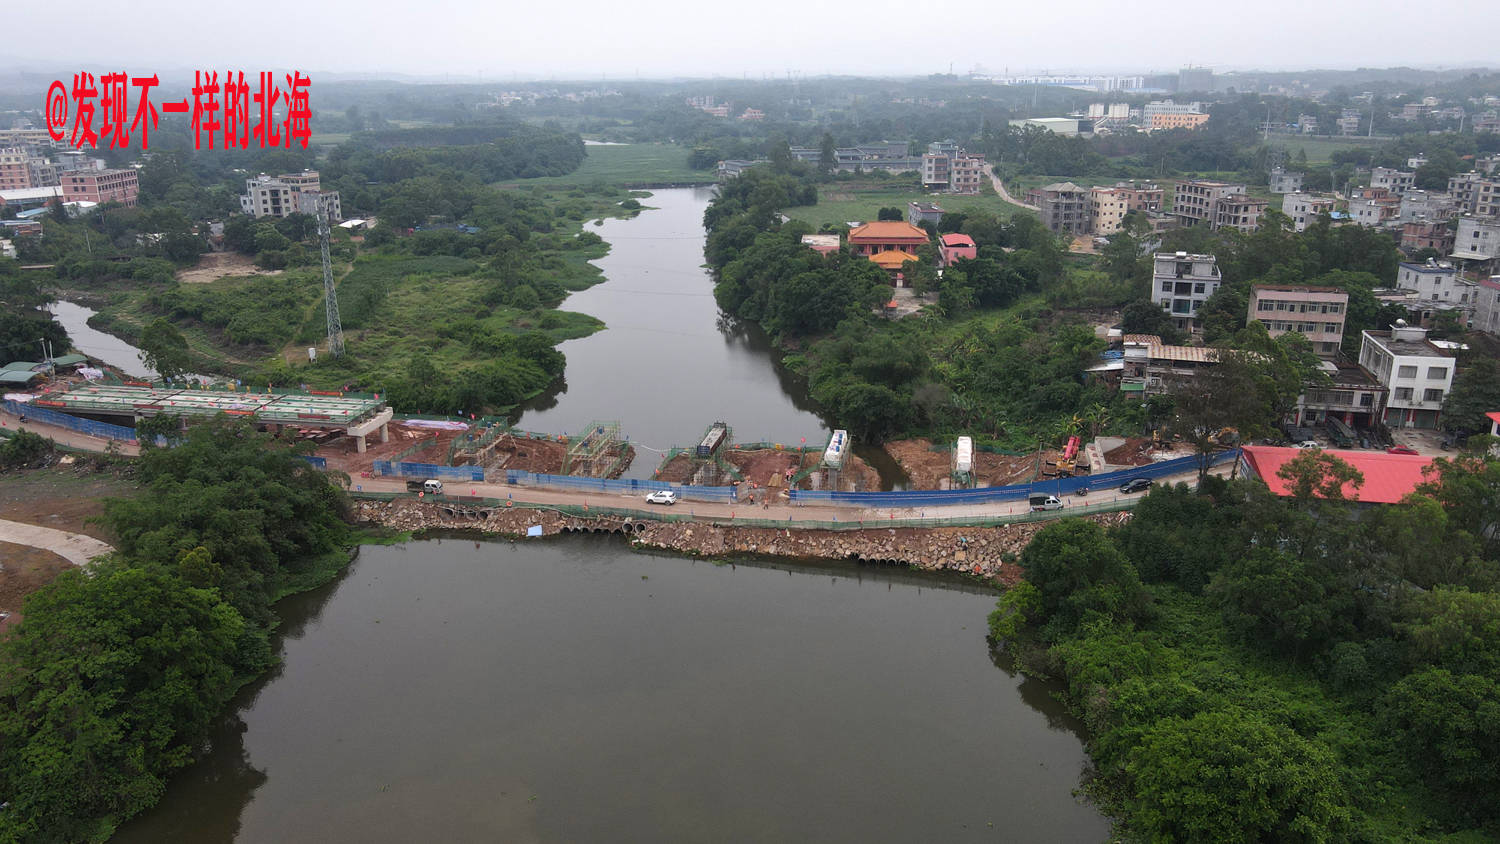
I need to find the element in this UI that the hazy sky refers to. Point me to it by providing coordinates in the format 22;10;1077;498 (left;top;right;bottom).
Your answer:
5;0;1497;80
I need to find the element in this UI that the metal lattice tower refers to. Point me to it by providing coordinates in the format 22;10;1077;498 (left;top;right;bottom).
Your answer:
318;195;345;357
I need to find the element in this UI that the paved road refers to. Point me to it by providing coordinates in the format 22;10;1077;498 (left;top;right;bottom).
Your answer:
0;518;114;567
988;170;1038;211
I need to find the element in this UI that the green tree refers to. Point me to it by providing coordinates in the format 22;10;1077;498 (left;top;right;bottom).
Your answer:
1169;353;1272;481
137;317;192;381
1120;299;1183;344
1126;709;1352;843
1019;519;1150;637
1209;547;1354;660
818;132;837;175
876;206;904;221
1443;357;1500;435
1383;668;1500;815
0;564;244;841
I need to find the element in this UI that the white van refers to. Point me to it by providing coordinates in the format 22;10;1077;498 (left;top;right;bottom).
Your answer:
423;479;444;495
1028;493;1064;512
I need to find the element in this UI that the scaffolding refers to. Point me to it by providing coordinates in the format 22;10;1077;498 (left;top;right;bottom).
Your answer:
562;420;624;478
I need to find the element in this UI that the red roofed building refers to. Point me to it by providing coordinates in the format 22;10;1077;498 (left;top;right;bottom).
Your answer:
938;233;976;266
1238;445;1433;504
847;221;929;256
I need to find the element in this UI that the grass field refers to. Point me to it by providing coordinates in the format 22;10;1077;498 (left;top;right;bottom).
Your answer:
784;183;1030;228
1266;135;1386;164
506;143;709;187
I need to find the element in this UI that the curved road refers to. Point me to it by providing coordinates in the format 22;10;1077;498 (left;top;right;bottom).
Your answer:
989;169;1038;211
0;519;114;567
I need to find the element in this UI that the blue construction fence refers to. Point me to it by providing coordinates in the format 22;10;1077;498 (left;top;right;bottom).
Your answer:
502;470;737;503
370;460;484;482
3;399;144;443
789;450;1241;506
301;456;328;470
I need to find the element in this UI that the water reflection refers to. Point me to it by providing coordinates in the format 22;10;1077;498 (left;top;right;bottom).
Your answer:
113;537;1108;842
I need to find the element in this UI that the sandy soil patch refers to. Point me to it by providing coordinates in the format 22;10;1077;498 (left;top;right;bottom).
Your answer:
176;252;283;284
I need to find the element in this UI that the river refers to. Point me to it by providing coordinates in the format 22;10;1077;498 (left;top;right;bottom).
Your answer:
113;539;1108;843
95;188;1105;840
46;300;156;379
516;187;831;476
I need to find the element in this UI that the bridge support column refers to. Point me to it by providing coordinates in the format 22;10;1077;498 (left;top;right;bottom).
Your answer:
354;435;367;454
380;423;390;444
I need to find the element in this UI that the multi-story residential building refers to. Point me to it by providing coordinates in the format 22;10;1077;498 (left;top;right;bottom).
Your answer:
239;171;340;220
1398;189;1459;224
0;237;14;259
1336;113;1362;135
1407;155;1429;170
1269;167;1303;194
1092;181;1165;234
1293;359;1387;430
1370;167;1416;193
1171;180;1265;232
919;141;985;194
1358;321;1456;429
1247;284;1348;357
1090;186;1132;235
1474;179;1500;218
907;201;944;228
1396;260;1466;301
1284;193;1336;232
1453;217;1500;265
947;152;986;195
1029;182;1090;236
61;168;138;207
1154;251;1221;331
1471;277;1500;336
1212;194;1268;233
1449;171;1481;207
0;148;59;191
1350;192;1401;227
1402;221;1456;255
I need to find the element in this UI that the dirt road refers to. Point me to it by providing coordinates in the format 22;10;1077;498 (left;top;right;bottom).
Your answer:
988;170;1038;211
0;519;113;567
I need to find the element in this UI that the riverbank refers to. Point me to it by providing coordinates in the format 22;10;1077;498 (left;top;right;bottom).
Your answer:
352;497;1133;585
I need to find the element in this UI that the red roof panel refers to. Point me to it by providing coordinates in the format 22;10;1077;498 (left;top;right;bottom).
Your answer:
1239;445;1434;504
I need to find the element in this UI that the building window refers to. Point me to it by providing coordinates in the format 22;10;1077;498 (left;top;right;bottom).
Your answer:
1360;393;1374;407
1395;387;1414;400
1325;323;1338;333
1424;389;1444;402
1398;365;1418;378
1428;367;1448;380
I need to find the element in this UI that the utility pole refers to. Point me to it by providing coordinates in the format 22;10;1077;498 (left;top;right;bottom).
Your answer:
318;195;345;357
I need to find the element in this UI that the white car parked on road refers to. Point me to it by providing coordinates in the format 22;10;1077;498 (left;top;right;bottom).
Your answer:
645;490;678;505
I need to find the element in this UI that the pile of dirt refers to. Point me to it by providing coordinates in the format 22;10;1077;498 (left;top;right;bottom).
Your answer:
474;433;568;475
723;448;812;489
1103;437;1160;467
883;438;1041;489
318;422;469;475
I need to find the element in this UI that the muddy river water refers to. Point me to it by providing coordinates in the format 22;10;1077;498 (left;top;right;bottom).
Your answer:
109;189;1107;841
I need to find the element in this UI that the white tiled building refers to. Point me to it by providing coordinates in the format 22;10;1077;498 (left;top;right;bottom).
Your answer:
1154;251;1221;331
1358;321;1456;429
